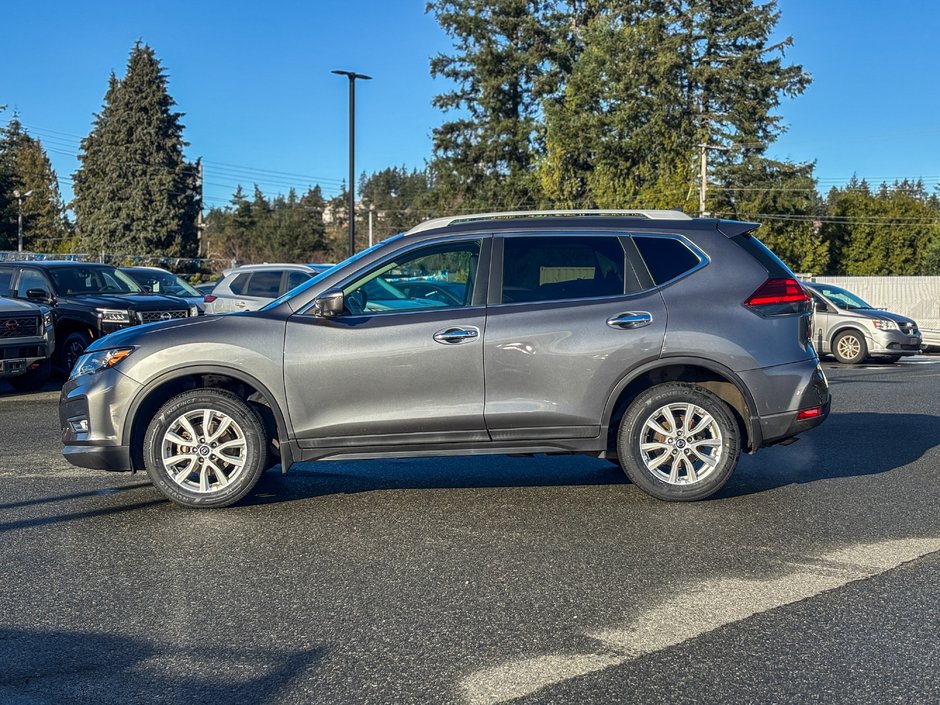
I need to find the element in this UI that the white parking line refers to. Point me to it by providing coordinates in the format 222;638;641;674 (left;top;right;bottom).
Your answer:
460;538;940;705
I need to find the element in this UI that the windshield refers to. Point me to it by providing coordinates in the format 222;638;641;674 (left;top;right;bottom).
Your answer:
127;270;200;297
812;284;873;310
260;236;402;311
49;266;144;295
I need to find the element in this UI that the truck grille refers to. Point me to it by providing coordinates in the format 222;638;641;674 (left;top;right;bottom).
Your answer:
137;310;190;324
0;316;40;338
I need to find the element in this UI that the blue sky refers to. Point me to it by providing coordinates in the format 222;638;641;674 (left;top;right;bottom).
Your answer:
1;0;938;210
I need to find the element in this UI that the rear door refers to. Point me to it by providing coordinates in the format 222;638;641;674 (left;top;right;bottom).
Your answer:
483;233;667;440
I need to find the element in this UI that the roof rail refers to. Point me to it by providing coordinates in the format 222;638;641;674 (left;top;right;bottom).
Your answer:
405;209;693;235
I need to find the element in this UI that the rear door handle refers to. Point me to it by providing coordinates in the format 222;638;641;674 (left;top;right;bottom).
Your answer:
433;326;480;344
607;311;652;329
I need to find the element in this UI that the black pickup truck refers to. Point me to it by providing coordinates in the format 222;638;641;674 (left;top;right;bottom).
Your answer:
0;261;198;372
0;296;55;390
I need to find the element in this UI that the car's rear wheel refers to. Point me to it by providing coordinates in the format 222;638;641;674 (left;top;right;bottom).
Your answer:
143;389;268;508
832;330;867;364
617;383;740;501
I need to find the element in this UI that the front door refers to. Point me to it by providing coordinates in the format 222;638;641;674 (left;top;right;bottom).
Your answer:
284;238;489;449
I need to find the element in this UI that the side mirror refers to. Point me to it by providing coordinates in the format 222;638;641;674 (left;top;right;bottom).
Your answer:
813;300;828;313
26;288;53;303
312;288;345;317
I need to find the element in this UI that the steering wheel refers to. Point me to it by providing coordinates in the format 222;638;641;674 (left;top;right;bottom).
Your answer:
345;289;368;314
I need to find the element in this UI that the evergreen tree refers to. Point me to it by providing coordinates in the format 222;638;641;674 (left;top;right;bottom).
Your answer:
73;42;198;258
0;118;71;252
427;0;554;211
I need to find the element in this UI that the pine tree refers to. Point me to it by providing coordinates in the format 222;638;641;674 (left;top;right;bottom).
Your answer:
73;42;198;258
427;0;554;211
0;118;71;252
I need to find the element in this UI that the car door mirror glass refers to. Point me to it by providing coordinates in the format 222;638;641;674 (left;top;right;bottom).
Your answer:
313;289;345;317
26;288;52;303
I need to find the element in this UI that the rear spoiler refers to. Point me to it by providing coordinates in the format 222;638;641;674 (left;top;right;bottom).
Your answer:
716;220;761;238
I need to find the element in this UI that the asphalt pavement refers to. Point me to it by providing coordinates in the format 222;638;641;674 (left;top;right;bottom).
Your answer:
1;357;939;704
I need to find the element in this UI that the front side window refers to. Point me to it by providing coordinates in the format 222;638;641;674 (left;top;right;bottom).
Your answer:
342;241;480;315
16;270;50;298
501;236;626;304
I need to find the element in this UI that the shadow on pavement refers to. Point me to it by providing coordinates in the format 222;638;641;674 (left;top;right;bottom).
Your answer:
0;628;323;704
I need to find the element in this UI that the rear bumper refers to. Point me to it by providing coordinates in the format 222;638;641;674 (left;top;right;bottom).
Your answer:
740;359;831;448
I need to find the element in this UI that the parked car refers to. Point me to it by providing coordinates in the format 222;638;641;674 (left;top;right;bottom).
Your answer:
120;266;207;312
204;263;333;314
0;261;199;372
60;209;830;508
194;281;218;296
801;281;922;364
0;295;55;390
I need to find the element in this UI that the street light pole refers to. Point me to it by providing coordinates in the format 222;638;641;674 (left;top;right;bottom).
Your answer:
13;189;33;253
332;69;372;258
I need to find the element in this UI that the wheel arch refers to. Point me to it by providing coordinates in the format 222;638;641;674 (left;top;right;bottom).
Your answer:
123;365;292;472
829;323;871;349
603;357;761;453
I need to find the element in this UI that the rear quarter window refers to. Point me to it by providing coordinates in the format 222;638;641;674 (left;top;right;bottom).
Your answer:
227;272;251;295
633;236;702;285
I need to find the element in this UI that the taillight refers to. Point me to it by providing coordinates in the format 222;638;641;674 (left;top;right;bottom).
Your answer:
204;295;217;303
797;406;823;421
744;278;809;316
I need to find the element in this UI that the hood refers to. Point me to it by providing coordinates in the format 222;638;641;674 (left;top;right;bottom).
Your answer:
86;313;223;351
0;297;44;314
856;309;918;327
59;293;191;310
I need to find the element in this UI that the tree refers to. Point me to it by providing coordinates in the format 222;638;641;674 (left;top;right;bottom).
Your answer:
427;0;554;211
72;42;199;258
0;118;71;252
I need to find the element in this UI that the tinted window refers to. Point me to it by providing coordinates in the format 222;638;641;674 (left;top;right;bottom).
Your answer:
501;237;625;303
245;271;282;298
633;236;701;285
0;269;13;294
16;270;50;298
228;272;251;295
283;270;311;294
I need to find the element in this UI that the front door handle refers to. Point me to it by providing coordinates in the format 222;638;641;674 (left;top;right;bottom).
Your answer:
433;326;480;344
607;311;652;329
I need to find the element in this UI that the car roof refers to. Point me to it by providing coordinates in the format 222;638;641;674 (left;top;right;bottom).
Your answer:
120;266;177;275
0;260;112;269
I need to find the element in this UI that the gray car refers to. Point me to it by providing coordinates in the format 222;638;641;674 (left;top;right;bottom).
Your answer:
802;281;922;364
60;210;830;508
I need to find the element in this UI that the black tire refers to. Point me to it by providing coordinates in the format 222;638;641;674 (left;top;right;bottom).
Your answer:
617;383;740;502
832;330;867;364
143;389;269;508
57;331;92;373
7;359;51;391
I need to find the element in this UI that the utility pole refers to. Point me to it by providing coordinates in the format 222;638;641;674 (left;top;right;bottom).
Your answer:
368;204;375;248
698;143;729;217
13;189;33;253
195;159;207;258
332;69;372;258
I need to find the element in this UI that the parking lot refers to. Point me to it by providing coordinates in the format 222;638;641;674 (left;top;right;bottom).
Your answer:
2;357;940;704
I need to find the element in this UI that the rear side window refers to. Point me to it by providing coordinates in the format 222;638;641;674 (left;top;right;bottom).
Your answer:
502;236;625;303
245;271;282;297
633;236;701;285
283;270;311;294
228;272;251;295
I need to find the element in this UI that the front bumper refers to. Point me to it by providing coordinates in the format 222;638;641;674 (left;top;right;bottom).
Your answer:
868;329;922;356
60;366;141;472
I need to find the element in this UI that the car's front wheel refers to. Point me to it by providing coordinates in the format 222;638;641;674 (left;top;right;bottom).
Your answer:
617;383;740;501
832;330;867;364
143;389;269;508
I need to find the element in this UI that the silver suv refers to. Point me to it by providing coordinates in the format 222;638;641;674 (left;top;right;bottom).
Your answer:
205;263;333;314
60;210;830;508
802;281;921;364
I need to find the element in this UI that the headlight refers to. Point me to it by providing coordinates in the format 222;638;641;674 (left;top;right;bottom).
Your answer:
189;305;199;317
96;308;130;323
70;347;134;379
872;319;898;330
